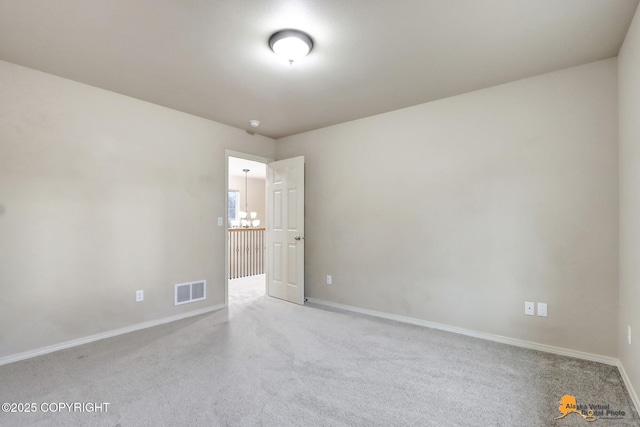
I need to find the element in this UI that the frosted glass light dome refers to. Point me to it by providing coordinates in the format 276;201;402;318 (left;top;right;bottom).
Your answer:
269;29;313;64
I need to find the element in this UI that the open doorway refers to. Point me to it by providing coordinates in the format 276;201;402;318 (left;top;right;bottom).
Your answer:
227;154;268;305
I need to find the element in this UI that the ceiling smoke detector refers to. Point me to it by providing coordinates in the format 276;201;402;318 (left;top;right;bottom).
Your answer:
269;29;313;64
249;120;260;128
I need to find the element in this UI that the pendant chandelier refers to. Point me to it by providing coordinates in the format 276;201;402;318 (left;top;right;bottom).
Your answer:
238;169;260;228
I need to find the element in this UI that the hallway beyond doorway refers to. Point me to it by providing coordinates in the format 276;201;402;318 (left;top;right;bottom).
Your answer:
229;274;265;306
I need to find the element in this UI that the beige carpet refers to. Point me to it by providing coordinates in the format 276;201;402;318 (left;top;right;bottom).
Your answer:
0;274;638;426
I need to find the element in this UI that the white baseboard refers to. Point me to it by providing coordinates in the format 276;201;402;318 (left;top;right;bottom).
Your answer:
0;304;226;367
617;361;640;415
306;298;619;366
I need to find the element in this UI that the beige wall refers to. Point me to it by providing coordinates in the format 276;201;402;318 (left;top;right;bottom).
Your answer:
619;3;640;406
0;60;276;358
228;175;266;226
277;59;619;357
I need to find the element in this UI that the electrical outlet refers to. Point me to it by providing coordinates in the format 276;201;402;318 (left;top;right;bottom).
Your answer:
217;217;223;227
629;325;632;345
136;290;144;302
326;275;332;285
525;301;534;316
537;303;548;317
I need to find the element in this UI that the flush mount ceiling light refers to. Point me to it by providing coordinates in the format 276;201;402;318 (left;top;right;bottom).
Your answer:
269;29;313;64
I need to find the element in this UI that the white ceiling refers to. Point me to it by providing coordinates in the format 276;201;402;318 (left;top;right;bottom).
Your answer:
0;0;638;139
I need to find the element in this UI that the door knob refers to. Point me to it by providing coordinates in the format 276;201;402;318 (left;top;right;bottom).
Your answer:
294;236;304;241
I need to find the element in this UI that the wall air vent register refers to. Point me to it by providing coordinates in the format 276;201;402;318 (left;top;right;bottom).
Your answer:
174;280;206;306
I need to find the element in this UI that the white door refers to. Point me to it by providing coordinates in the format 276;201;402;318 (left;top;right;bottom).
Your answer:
267;156;305;305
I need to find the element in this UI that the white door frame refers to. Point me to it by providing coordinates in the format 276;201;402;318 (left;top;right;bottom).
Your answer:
225;150;273;307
